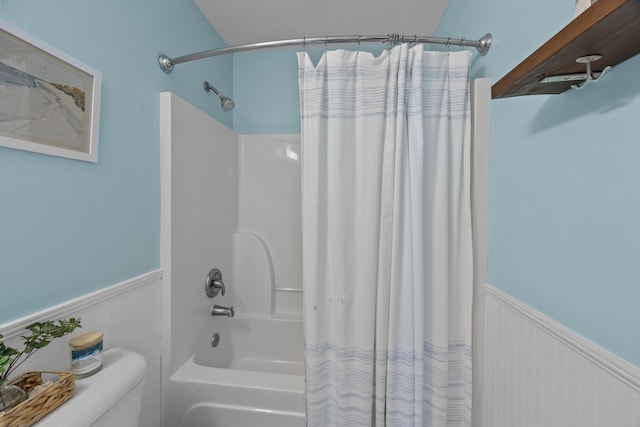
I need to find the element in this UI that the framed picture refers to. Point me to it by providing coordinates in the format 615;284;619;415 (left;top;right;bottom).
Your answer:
0;19;101;162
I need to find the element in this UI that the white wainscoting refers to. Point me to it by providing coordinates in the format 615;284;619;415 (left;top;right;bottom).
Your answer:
0;270;162;427
484;284;640;427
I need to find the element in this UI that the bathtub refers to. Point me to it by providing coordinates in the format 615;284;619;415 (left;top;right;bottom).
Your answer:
165;316;306;427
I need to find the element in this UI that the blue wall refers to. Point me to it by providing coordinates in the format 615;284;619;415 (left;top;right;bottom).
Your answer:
233;46;384;133
233;50;300;134
437;0;640;365
0;0;232;323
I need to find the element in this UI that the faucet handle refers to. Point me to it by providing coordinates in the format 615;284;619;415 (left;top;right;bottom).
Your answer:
212;280;225;296
205;268;226;298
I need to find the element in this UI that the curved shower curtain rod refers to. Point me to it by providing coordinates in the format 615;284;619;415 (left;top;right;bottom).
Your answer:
158;32;492;74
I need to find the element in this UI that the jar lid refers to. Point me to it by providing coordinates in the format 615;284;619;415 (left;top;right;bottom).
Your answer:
69;331;103;349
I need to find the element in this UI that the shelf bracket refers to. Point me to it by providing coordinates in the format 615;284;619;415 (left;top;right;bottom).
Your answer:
538;55;612;90
571;55;612;90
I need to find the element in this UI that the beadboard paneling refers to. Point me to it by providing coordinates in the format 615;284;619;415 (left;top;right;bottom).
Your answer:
0;270;162;427
484;284;640;427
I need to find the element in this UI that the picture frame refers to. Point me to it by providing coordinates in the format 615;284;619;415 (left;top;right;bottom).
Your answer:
0;19;101;162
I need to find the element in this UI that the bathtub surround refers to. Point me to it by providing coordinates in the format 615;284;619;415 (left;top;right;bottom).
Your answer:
161;93;308;426
299;47;481;425
237;134;303;316
161;79;492;425
159;92;238;379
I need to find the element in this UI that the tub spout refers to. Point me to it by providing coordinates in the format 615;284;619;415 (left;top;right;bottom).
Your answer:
210;304;235;318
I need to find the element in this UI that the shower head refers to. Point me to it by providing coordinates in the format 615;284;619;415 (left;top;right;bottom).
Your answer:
204;81;235;112
219;95;235;112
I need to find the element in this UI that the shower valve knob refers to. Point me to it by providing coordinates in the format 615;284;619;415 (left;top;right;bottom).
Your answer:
205;268;226;298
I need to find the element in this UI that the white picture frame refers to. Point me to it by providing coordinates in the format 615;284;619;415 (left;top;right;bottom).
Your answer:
0;19;101;162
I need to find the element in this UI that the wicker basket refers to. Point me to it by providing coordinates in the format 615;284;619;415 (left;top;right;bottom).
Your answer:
0;371;75;427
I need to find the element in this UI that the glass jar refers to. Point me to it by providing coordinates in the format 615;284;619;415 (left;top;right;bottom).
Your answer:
69;331;104;378
0;381;27;412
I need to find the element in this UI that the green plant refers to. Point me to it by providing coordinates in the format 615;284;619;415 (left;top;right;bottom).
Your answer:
0;318;81;383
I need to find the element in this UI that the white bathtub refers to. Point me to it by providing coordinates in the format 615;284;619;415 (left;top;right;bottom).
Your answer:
165;316;306;427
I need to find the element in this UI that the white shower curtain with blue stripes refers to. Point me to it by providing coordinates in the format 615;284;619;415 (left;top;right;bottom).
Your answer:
298;45;474;427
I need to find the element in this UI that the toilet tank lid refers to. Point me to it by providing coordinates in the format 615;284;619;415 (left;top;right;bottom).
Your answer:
35;348;148;427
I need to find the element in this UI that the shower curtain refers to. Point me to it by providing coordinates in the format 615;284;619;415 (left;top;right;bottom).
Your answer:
298;45;474;426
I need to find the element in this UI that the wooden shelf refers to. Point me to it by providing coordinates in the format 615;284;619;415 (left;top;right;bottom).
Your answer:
492;0;640;99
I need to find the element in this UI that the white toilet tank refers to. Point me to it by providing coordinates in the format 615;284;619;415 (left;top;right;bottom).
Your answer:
36;347;148;427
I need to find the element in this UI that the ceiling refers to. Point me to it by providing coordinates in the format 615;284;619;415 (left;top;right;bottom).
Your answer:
194;0;450;47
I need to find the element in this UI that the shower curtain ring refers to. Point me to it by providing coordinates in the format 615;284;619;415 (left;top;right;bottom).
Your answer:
388;33;400;46
459;37;465;49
